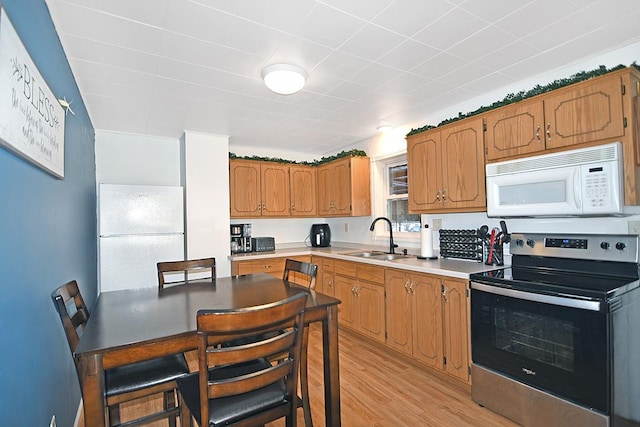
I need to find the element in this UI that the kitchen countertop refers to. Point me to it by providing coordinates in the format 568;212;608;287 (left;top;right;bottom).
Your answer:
228;244;503;280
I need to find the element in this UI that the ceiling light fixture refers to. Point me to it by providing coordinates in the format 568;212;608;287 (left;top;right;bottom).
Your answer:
261;63;307;95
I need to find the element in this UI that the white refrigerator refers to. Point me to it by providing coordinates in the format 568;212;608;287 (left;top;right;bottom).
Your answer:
98;184;185;293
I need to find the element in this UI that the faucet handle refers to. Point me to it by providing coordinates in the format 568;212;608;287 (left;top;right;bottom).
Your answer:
402;248;407;255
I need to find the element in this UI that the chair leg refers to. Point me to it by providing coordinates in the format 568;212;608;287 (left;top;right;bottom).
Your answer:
300;325;313;427
179;393;192;427
108;404;120;426
164;390;177;427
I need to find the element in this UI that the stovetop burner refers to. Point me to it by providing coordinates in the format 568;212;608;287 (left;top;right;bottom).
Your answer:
470;232;640;300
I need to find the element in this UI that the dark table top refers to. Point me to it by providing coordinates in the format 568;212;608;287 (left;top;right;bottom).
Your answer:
76;273;340;356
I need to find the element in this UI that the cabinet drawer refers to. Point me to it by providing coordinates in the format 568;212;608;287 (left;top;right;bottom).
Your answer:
334;259;357;277
357;264;385;284
321;258;334;272
236;258;286;275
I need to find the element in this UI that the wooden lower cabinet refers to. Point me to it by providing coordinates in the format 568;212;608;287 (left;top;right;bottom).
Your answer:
333;259;385;343
386;268;470;383
313;256;335;297
231;255;310;284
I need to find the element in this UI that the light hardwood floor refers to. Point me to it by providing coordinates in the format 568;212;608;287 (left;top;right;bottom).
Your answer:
81;324;518;427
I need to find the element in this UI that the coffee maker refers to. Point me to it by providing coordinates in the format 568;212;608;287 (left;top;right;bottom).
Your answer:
230;224;252;253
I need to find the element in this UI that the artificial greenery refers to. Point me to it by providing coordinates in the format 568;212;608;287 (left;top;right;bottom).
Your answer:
229;149;367;166
407;63;640;137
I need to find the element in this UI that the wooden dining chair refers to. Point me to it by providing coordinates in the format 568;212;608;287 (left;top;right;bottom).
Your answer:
283;259;318;427
51;280;190;427
157;257;216;289
283;258;318;289
177;292;308;427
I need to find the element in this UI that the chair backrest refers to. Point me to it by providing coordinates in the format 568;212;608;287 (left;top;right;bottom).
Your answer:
195;292;308;424
51;280;90;357
157;257;216;289
282;259;318;290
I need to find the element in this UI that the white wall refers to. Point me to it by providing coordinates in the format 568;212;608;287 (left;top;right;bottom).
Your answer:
181;131;232;277
95;131;181;185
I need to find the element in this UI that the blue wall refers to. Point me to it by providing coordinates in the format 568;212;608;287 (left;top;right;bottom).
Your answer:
0;0;96;425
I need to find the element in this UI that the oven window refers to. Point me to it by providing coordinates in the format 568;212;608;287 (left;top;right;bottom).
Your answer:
494;308;574;372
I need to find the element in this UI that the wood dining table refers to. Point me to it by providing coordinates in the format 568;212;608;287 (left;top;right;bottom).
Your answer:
74;273;342;426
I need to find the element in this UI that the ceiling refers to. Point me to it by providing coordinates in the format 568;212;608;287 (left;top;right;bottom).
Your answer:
44;0;640;154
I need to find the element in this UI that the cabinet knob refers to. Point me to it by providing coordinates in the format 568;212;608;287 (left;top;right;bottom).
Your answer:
536;125;541;142
442;189;447;202
409;281;415;295
291;203;295;211
442;286;449;303
436;190;441;201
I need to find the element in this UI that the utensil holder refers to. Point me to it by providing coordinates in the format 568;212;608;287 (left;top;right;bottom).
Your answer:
484;240;504;266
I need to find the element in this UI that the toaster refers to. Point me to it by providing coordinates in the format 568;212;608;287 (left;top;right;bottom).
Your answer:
251;237;275;252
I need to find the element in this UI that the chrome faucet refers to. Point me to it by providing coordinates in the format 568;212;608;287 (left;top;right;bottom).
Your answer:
369;217;398;254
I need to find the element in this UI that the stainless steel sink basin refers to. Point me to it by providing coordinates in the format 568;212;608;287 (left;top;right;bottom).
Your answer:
373;253;414;261
343;251;415;261
343;250;387;258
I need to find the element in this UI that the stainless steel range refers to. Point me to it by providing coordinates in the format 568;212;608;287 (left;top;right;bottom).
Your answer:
469;233;640;427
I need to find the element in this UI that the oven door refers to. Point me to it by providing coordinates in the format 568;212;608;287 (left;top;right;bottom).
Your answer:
471;282;609;414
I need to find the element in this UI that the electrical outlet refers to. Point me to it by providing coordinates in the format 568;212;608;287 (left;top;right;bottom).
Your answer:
50;415;56;427
432;218;442;231
628;220;640;235
344;223;349;232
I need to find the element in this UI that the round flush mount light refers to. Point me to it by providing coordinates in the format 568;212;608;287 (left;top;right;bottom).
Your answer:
261;63;307;95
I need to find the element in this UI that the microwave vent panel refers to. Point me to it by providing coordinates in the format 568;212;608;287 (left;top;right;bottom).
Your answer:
487;142;621;176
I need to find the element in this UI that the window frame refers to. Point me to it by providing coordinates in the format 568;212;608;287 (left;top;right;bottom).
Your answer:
372;152;420;244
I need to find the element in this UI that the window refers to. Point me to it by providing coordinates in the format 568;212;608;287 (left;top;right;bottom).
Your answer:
384;157;420;234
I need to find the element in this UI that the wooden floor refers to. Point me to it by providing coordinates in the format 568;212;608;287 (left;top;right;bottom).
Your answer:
81;324;518;427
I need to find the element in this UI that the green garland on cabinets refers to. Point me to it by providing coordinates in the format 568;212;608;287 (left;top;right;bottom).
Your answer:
406;63;640;137
229;149;367;166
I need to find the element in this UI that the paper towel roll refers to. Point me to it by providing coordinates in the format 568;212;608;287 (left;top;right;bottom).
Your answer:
420;224;434;258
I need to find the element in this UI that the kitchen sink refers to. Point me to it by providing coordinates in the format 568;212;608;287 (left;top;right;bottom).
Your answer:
343;250;387;258
343;251;415;261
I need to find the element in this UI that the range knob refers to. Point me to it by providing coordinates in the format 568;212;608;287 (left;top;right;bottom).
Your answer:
515;239;525;247
600;241;610;250
526;239;535;248
616;242;626;251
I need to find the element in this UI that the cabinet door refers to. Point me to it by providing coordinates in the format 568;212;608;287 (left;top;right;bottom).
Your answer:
230;161;261;217
358;281;386;343
485;99;546;161
412;273;443;369
261;163;290;216
316;163;333;215
289;165;317;217
442;278;469;382
440;119;486;210
330;158;352;215
334;275;358;329
544;75;625;150
407;131;442;212
385;270;413;355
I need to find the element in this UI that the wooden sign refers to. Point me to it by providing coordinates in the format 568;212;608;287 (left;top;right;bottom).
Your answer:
0;7;65;178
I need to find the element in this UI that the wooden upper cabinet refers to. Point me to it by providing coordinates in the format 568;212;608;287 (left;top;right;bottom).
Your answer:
261;163;290;216
407;118;485;213
486;73;626;161
229;160;261;217
289;165;317;217
317;156;371;217
229;160;289;218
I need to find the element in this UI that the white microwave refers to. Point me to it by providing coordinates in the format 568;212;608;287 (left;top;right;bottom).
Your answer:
486;142;624;217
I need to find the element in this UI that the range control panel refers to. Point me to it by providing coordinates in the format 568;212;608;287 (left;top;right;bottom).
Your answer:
511;233;639;263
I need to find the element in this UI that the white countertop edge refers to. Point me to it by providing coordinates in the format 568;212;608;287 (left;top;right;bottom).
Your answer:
228;242;504;280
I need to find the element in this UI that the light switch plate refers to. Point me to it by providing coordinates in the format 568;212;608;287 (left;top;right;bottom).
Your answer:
432;219;442;231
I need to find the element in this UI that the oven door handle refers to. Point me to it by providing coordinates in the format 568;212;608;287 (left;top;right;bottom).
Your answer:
471;282;602;311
